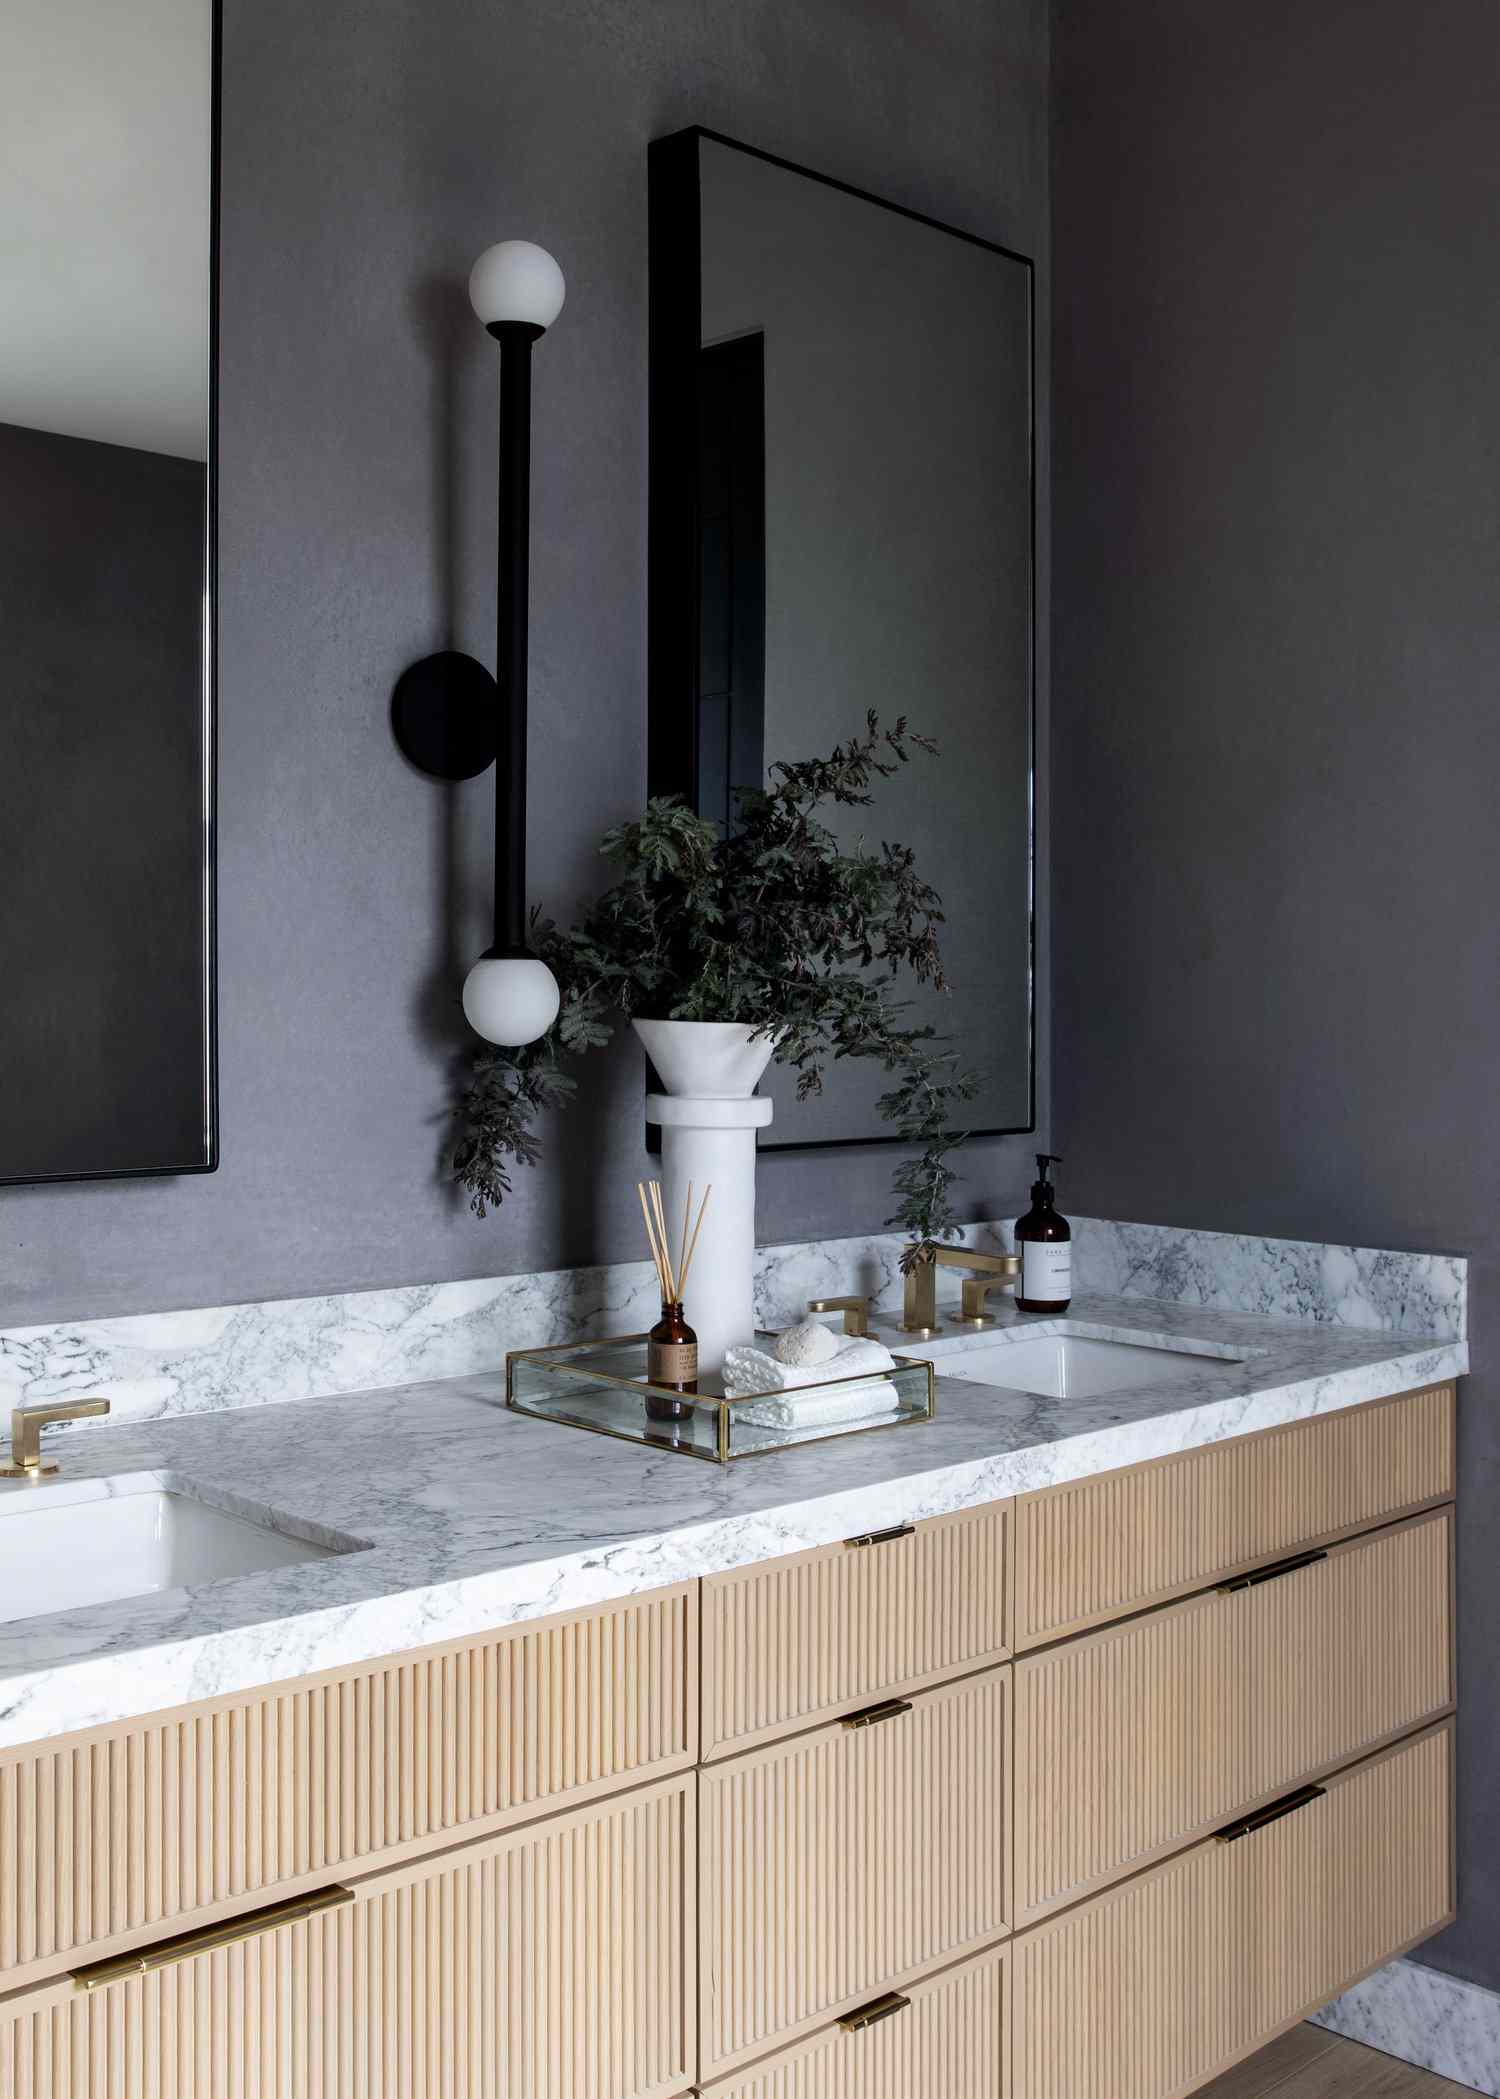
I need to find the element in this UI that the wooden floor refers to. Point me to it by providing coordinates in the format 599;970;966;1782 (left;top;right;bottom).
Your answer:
1194;2026;1474;2097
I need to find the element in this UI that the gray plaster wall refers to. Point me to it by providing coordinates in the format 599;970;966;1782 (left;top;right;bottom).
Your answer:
0;0;1049;1322
1051;0;1500;1988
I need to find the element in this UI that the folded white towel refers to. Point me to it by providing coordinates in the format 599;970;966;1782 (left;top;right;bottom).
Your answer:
721;1333;897;1397
723;1333;902;1430
735;1379;903;1431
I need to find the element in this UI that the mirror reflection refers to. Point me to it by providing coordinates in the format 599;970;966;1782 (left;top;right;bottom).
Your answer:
651;131;1034;1148
0;0;215;1181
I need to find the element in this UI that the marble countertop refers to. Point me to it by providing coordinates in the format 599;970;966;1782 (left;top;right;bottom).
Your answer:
0;1291;1465;1750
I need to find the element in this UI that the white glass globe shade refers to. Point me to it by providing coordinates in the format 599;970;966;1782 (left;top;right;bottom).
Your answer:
462;955;561;1047
467;241;566;330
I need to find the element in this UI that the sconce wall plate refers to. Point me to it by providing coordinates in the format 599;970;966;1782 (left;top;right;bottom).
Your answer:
391;650;499;781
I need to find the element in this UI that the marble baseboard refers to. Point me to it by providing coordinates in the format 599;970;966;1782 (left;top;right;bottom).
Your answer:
0;1213;1464;1435
1314;1957;1500;2096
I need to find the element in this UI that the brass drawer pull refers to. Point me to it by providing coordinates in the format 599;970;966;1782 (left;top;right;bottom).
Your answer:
1217;1783;1326;1844
1217;1548;1328;1593
839;1990;911;2032
72;1884;356;1991
844;1522;916;1549
842;1697;914;1730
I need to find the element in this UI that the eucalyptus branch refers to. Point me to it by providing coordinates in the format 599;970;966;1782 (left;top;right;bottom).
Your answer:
451;714;986;1242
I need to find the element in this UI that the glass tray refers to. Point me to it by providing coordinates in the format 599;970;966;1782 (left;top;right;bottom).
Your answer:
506;1333;936;1465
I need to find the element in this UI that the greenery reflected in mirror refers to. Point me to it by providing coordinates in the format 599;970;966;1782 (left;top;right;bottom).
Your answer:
649;128;1035;1153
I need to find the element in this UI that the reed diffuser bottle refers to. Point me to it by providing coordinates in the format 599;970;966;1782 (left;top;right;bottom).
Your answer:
638;1179;711;1424
646;1299;698;1422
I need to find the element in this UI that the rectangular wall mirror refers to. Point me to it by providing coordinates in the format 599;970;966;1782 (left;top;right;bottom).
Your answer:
648;128;1035;1150
0;0;217;1183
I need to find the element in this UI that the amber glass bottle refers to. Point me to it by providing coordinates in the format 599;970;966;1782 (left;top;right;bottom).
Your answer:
1015;1153;1072;1312
646;1300;699;1421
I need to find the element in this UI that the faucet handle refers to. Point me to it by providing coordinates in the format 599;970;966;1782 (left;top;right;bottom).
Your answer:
808;1296;871;1338
0;1398;110;1479
957;1260;1021;1328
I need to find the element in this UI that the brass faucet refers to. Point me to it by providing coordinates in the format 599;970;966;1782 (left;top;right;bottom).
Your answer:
807;1296;870;1338
0;1399;110;1479
900;1245;1020;1336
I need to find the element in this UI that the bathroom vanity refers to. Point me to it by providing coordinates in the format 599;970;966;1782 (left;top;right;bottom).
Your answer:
0;1261;1462;2099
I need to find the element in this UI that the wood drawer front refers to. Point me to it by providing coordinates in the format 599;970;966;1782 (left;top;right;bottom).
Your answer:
700;1943;1008;2099
1012;1722;1453;2099
1014;1383;1454;1647
0;1773;695;2099
1015;1507;1454;1924
0;1583;695;1993
700;1667;1010;2079
701;1501;1010;1760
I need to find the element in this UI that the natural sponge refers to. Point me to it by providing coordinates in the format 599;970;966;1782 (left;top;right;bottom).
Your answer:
773;1318;841;1367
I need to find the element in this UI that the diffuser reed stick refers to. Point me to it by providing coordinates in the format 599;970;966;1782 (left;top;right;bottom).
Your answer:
638;1176;702;1421
636;1178;713;1305
649;1180;671;1290
677;1183;712;1300
636;1182;670;1300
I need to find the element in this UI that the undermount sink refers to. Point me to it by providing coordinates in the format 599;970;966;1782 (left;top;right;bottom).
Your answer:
927;1334;1248;1400
0;1475;363;1625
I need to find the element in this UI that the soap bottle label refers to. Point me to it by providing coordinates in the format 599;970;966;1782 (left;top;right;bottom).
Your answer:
1022;1241;1072;1303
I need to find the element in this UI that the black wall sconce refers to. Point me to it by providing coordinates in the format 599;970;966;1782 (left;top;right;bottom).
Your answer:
392;240;565;1047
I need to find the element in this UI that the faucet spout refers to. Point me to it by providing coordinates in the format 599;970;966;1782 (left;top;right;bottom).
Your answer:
0;1398;110;1479
899;1244;1021;1335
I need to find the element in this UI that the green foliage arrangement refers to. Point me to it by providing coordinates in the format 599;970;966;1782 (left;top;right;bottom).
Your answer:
453;714;979;1258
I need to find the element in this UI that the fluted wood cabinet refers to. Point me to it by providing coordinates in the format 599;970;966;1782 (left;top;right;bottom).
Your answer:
698;1667;1010;2078
697;1944;1009;2099
699;1500;1010;1760
0;1776;695;2099
0;1585;697;1994
1012;1506;1454;1924
1012;1723;1453;2099
1013;1382;1454;1647
0;1382;1457;2099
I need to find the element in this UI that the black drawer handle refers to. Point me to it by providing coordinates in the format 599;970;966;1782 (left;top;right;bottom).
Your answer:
1217;1548;1328;1594
842;1698;914;1730
1217;1783;1326;1844
839;1990;911;2032
844;1522;916;1549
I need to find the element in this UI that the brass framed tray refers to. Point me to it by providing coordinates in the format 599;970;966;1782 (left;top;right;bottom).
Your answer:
506;1334;936;1465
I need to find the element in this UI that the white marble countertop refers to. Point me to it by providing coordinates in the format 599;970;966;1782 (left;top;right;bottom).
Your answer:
0;1291;1465;1750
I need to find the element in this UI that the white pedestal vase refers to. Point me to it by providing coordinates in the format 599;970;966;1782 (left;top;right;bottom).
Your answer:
634;1021;778;1375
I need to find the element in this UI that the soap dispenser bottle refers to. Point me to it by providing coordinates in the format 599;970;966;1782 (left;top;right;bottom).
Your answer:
1015;1154;1072;1313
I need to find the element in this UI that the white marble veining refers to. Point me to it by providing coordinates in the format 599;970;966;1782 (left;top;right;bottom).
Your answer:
1071;1217;1467;1340
0;1285;1462;1751
0;1223;986;1433
0;1216;1463;1436
1314;1957;1500;2096
754;1217;1015;1328
0;1261;662;1431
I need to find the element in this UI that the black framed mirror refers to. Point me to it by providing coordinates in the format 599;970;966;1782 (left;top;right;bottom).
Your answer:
0;0;218;1184
648;128;1035;1150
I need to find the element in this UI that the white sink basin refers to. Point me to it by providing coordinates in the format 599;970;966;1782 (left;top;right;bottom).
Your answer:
928;1334;1247;1400
0;1476;359;1624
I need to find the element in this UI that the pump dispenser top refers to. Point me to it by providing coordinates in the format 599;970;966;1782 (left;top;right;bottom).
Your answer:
1015;1153;1072;1312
